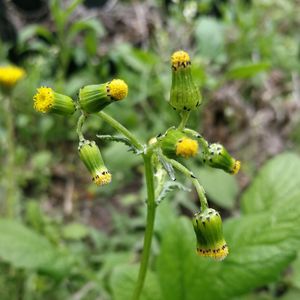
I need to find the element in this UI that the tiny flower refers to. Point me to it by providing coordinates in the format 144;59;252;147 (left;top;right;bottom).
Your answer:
33;86;76;115
160;128;198;159
0;65;25;87
202;143;241;175
78;139;112;186
79;79;128;113
192;208;228;260
169;50;201;112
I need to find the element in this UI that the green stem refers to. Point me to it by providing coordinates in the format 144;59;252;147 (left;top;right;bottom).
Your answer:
132;152;156;300
163;156;208;211
3;93;17;217
76;113;86;141
97;111;143;150
178;111;190;130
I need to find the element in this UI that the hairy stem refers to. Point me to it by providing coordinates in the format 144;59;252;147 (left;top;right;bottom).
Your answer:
76;113;86;141
178;111;190;130
132;152;156;300
97;111;143;150
163;156;208;211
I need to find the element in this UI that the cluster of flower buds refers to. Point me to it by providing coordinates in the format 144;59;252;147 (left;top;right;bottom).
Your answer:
163;50;241;260
33;79;128;186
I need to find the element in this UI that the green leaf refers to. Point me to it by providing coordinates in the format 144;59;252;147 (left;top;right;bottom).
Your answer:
62;223;89;240
241;152;300;214
156;181;190;204
198;168;238;209
156;212;298;300
0;220;59;269
226;62;270;79
110;265;162;300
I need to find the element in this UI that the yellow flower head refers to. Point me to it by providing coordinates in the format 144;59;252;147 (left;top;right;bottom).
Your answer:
33;87;54;113
171;50;191;70
107;79;128;101
93;170;112;186
176;137;199;158
232;160;241;175
0;65;25;87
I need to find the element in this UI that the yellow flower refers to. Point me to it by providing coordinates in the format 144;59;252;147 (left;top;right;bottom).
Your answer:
107;79;128;101
0;65;25;87
33;86;76;115
33;87;54;113
176;137;198;158
171;50;191;70
93;170;112;186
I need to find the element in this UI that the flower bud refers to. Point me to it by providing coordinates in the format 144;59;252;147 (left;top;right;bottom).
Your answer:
202;143;240;174
192;208;228;260
160;128;198;159
78;139;111;186
169;50;201;112
0;65;25;87
79;79;128;113
33;87;76;115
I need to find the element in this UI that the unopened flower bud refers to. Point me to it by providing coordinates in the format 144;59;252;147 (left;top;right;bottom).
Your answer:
169;50;201;112
192;208;228;260
160;128;198;159
79;79;128;113
202;143;240;174
78;140;112;186
33;87;76;115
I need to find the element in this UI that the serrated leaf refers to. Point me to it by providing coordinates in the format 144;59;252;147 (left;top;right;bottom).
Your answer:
156;181;190;204
97;134;139;154
157;155;176;181
110;265;162;300
241;152;300;214
0;220;59;269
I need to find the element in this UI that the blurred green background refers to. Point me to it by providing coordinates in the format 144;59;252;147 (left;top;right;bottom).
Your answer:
1;0;300;299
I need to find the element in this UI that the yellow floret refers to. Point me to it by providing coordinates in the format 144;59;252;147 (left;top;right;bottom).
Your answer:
171;50;191;69
176;137;198;158
197;244;229;261
33;87;54;113
0;65;25;87
232;160;241;175
93;171;112;186
107;79;128;101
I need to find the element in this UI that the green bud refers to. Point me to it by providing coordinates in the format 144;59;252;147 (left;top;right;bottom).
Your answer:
78;140;112;186
192;208;228;260
169;50;201;113
160;128;199;159
202;143;241;175
79;79;128;113
33;87;76;115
